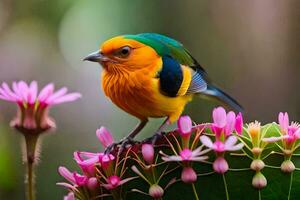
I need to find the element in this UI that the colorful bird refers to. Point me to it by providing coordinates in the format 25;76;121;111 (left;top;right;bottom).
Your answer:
84;33;242;151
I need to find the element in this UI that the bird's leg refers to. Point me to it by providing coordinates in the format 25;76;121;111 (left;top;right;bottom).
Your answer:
104;120;148;155
143;117;169;145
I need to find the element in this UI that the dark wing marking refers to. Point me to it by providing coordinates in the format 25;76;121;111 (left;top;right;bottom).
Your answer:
159;56;183;97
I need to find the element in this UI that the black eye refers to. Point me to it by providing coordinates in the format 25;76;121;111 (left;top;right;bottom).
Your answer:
115;46;131;58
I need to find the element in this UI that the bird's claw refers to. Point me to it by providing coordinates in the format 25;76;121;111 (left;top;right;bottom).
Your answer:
142;132;163;145
104;137;136;155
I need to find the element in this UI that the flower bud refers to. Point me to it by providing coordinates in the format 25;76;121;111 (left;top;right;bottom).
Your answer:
281;160;295;173
177;116;192;137
213;157;229;174
250;159;265;171
251;147;262;156
87;177;98;190
64;192;75;200
142;144;154;165
149;184;164;198
96;127;114;148
252;172;267;189
181;167;197;183
235;112;243;135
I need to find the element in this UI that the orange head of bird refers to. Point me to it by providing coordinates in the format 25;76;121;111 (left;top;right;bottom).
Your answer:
84;35;161;73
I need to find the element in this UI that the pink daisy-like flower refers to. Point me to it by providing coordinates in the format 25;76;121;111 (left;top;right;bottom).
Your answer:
160;146;209;162
200;135;244;153
102;175;136;190
0;81;81;134
200;135;243;174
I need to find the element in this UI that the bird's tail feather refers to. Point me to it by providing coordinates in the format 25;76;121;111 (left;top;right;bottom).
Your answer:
199;84;243;112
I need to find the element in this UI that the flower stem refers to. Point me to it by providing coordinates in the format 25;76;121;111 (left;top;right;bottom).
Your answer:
288;172;294;200
24;134;39;200
222;174;229;200
192;183;199;200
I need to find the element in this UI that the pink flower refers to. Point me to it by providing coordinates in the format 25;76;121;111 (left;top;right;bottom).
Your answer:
278;112;300;143
235;112;243;135
264;112;300;146
213;157;229;174
96;127;114;148
0;81;81;133
200;135;244;153
160;146;209;162
64;192;75;200
102;175;135;190
278;112;289;134
73;151;101;175
100;154;115;169
177;115;192;137
142;144;154;165
58;166;88;186
211;107;242;138
181;167;197;183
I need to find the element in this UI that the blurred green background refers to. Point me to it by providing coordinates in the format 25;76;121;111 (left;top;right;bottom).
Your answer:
0;0;299;199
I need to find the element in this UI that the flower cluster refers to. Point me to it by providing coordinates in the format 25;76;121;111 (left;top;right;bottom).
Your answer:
58;127;134;200
57;107;300;199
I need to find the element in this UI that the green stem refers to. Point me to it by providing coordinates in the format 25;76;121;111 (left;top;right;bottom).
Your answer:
288;172;293;200
258;190;261;200
24;134;39;200
192;183;199;200
222;174;229;200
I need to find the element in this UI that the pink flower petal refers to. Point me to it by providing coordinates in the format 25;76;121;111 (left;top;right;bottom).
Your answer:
118;176;136;186
64;192;75;200
177;115;192;136
224;136;237;148
225;111;236;135
56;182;77;191
1;82;20;101
161;155;182;162
28;81;38;104
96;127;114;148
58;166;76;184
73;173;88;186
295;129;300;139
278;112;289;133
235;112;243;135
226;143;244;151
213;107;227;127
51;93;82;105
141;144;154;165
38;83;54;102
262;136;285;143
200;135;214;149
45;87;68;104
17;81;29;102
